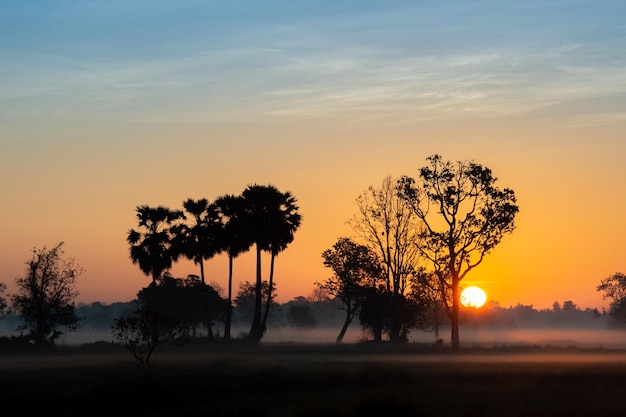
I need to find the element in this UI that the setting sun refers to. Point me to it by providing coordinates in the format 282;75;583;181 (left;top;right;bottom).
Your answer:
460;286;487;308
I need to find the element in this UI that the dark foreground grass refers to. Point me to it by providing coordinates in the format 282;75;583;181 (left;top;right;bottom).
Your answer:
2;342;626;416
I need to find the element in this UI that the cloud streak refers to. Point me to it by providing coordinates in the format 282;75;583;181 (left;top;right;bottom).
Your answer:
1;1;624;127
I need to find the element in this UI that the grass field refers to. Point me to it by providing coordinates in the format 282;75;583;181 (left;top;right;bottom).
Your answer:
2;342;626;416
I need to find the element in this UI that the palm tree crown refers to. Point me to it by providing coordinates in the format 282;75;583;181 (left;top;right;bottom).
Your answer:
127;205;183;286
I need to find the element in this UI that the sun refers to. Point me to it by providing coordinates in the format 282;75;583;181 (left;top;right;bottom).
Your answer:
460;286;487;308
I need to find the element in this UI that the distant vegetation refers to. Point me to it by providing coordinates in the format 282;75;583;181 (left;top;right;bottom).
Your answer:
0;293;610;343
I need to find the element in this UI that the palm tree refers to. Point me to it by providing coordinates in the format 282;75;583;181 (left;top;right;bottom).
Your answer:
240;184;302;343
171;198;223;339
127;205;183;309
260;189;302;335
214;193;252;340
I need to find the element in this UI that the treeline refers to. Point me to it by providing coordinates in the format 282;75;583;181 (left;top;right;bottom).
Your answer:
0;292;608;341
461;300;604;330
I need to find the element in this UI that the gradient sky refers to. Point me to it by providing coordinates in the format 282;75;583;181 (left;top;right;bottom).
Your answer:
2;1;625;310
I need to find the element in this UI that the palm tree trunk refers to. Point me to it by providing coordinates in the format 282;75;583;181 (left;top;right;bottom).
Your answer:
199;260;214;340
224;254;233;340
260;252;276;334
150;271;159;311
149;271;159;347
249;244;263;343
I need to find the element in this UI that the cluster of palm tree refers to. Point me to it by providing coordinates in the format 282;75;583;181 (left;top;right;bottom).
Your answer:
126;183;302;344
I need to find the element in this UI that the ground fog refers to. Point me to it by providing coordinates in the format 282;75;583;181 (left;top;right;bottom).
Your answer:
44;325;626;350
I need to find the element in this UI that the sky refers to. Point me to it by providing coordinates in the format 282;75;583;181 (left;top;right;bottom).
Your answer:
1;1;625;311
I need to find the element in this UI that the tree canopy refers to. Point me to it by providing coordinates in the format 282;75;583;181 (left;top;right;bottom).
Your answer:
398;154;519;351
11;242;83;346
318;237;385;343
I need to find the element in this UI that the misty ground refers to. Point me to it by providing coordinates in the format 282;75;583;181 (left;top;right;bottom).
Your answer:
2;335;626;416
50;324;626;349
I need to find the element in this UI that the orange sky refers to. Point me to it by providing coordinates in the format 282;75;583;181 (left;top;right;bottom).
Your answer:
1;2;625;311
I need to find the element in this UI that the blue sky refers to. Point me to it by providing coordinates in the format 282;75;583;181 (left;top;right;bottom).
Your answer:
3;1;625;127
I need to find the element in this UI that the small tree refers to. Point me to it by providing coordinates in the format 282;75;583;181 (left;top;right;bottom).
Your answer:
112;309;187;374
287;297;317;329
11;242;83;346
0;282;7;320
233;280;279;335
137;273;228;337
317;237;385;343
359;287;422;342
597;272;626;327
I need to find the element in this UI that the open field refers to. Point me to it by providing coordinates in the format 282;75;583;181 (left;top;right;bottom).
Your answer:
2;342;626;416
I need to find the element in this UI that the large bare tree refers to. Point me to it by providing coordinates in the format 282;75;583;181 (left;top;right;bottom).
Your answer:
349;175;421;296
348;176;424;341
398;154;518;351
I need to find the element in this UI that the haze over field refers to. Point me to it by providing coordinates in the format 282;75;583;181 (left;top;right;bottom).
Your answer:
1;1;625;311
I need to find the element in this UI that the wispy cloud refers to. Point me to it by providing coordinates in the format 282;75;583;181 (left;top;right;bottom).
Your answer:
1;1;624;128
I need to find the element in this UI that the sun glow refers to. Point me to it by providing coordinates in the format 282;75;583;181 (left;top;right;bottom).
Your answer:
460;286;487;308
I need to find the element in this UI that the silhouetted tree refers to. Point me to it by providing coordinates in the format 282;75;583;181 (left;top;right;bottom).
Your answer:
75;302;118;330
10;242;83;346
0;282;7;320
597;272;626;302
137;273;228;337
349;176;430;342
287;297;317;329
301;288;344;327
359;287;387;341
240;184;302;343
597;272;626;327
398;154;518;351
127;205;183;309
214;193;252;340
408;269;449;339
359;287;421;342
233;280;279;335
172;198;223;339
112;308;187;374
562;300;578;313
309;286;332;304
350;176;422;296
317;237;385;343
